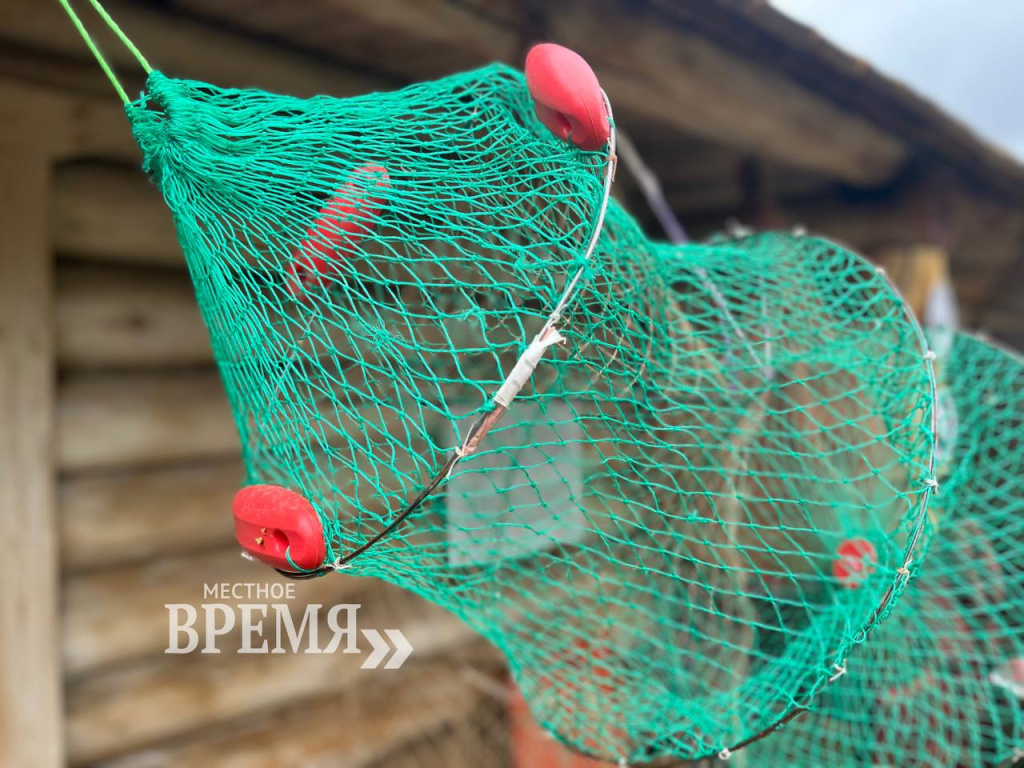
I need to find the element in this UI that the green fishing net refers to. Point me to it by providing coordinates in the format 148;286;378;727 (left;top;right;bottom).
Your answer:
119;60;938;761
749;331;1024;767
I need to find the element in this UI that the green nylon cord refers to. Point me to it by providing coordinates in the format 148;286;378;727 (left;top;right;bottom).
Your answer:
120;62;939;762
57;0;151;105
85;0;153;74
749;331;1024;767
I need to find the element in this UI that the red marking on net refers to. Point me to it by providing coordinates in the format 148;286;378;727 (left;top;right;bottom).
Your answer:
832;537;878;589
525;43;610;151
1010;657;1024;682
508;677;617;768
287;164;390;294
233;484;326;572
522;635;630;760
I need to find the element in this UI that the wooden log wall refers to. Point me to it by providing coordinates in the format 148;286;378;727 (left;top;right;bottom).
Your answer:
10;3;1001;765
51;150;503;768
0;77;66;768
0;14;510;766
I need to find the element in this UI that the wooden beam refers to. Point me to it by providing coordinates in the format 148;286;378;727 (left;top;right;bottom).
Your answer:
60;461;241;572
57;370;238;472
0;0;392;98
0;67;142;165
178;0;911;183
651;0;1024;202
56;263;210;369
547;0;907;185
89;655;502;768
54;368;423;475
53;163;182;266
173;0;520;79
872;244;951;321
63;547;371;675
683;176;1023;274
4;0;910;185
0;82;64;768
174;0;909;184
66;588;478;764
666;163;833;216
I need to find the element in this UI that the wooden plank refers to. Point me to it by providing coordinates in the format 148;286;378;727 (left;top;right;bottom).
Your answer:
0;76;134;162
0;0;392;98
212;0;518;80
57;263;210;369
60;461;241;572
57;370;238;472
66;587;479;764
92;657;500;768
53;164;182;266
3;0;909;185
55;363;434;487
0;83;64;768
651;0;1024;200
0;39;144;102
547;0;907;186
62;546;372;675
173;0;906;185
872;244;951;320
666;164;833;216
60;92;141;164
353;687;504;768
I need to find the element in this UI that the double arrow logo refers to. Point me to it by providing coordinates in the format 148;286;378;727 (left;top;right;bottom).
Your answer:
360;628;413;669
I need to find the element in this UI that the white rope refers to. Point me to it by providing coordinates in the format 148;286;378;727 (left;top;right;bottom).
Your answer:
490;91;617;411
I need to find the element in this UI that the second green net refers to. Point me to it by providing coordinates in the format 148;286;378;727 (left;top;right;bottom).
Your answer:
748;331;1024;767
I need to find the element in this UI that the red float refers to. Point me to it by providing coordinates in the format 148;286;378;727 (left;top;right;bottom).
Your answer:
287;163;390;294
233;484;327;572
525;43;610;151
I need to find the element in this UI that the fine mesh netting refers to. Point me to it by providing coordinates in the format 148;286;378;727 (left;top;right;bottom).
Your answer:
125;64;937;761
749;331;1024;767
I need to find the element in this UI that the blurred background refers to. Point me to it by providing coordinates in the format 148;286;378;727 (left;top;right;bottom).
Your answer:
1;1;1022;767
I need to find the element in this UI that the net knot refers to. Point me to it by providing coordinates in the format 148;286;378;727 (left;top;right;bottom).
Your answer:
897;558;914;578
718;747;733;761
566;255;600;283
924;477;939;491
367;324;397;352
829;662;847;682
513;253;542;272
924;349;937;361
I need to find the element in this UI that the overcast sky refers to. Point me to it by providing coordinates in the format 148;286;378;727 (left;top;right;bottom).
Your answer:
770;0;1024;161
